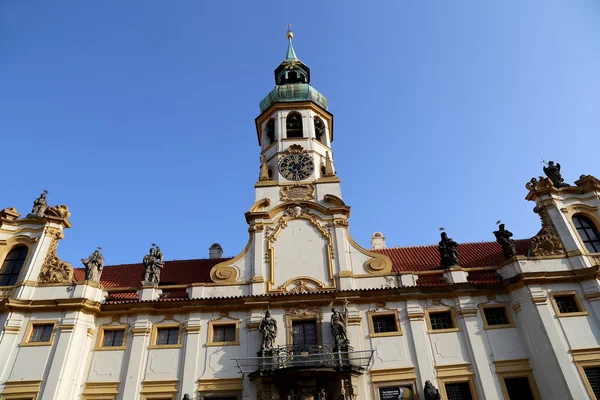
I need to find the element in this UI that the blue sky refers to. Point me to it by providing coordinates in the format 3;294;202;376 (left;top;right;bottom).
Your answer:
2;1;599;265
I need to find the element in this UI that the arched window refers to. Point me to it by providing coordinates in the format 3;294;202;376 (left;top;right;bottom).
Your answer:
573;215;600;253
314;117;326;144
0;246;28;286
264;119;275;145
286;112;303;138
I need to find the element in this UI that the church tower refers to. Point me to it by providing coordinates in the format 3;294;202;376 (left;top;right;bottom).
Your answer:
209;29;391;296
254;27;340;207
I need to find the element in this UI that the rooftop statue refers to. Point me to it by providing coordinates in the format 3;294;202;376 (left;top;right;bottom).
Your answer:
543;160;570;188
258;310;277;353
82;248;104;283
28;190;48;218
438;232;459;268
330;303;350;350
424;381;441;400
142;244;164;285
493;223;517;260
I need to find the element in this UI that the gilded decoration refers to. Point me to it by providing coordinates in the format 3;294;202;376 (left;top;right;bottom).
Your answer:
284;144;308;155
279;184;315;201
265;205;336;292
344;231;393;275
281;277;323;294
210;265;239;283
37;228;73;284
529;206;565;256
45;205;71;219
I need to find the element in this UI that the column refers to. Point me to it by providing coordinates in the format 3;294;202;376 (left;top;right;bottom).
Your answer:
405;301;434;390
456;299;503;399
120;316;151;400
180;315;202;397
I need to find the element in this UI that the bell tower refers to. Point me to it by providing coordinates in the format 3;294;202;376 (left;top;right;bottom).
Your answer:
254;27;340;207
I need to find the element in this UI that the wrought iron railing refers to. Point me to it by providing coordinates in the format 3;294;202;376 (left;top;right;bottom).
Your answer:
232;344;374;376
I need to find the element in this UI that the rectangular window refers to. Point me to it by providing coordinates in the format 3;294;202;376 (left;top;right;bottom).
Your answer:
584;367;600;399
429;311;454;331
444;382;473;400
483;307;510;327
213;324;236;343
29;324;54;343
372;315;398;334
554;295;580;314
156;327;180;345
503;377;535;400
102;329;125;347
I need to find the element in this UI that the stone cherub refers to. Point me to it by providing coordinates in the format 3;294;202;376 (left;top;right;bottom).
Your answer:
258;310;277;353
28;190;48;218
543;160;570;188
330;302;349;349
493;223;517;260
142;244;164;285
424;380;441;400
82;248;104;283
438;232;459;268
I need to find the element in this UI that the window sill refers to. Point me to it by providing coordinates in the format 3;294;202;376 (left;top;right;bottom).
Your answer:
206;341;240;347
428;328;460;334
556;311;589;318
94;346;127;351
483;324;516;330
370;331;403;338
20;341;53;347
148;344;182;350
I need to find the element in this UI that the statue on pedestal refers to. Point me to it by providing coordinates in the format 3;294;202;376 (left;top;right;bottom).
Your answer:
543;160;569;188
28;190;48;218
82;248;104;283
493;223;517;260
258;310;278;353
330;303;349;350
142;244;164;285
438;232;459;268
424;381;441;400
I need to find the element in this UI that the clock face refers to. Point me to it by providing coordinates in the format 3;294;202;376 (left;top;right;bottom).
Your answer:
278;154;315;181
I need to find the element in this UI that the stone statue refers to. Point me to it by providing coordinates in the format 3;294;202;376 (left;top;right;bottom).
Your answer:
543;161;569;188
258;310;277;352
330;304;349;349
82;248;104;283
438;232;459;268
28;190;48;218
142;244;164;285
493;224;517;260
317;388;327;400
424;381;441;400
182;394;190;400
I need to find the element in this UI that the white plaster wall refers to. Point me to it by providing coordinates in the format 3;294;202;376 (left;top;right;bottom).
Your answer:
87;351;125;382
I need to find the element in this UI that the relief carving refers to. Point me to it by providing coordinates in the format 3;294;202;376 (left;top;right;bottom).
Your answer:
38;228;73;284
280;184;315;202
529;206;565;256
282;279;319;294
210;264;239;283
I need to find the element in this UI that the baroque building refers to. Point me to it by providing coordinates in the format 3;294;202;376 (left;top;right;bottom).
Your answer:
2;30;600;400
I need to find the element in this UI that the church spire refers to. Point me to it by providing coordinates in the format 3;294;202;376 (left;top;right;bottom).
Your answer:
285;25;298;61
274;26;310;86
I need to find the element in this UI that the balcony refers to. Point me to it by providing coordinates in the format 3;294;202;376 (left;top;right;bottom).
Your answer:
232;344;374;377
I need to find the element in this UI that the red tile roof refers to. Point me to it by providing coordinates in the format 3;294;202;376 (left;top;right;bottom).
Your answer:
376;239;529;272
73;258;231;288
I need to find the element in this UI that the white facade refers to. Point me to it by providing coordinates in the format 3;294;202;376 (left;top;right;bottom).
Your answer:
2;35;600;400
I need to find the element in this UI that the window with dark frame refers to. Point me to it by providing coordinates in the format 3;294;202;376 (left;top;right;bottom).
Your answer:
483;307;510;326
429;311;454;331
554;295;581;314
0;246;28;286
102;329;125;347
444;382;473;400
372;314;398;334
29;324;54;343
155;327;180;345
583;366;600;399
573;215;600;253
264;119;275;145
286;112;303;138
503;377;535;400
212;324;236;343
314;117;326;143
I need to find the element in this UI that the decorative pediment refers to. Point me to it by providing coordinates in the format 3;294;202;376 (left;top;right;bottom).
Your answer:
280;184;315;202
280;277;325;294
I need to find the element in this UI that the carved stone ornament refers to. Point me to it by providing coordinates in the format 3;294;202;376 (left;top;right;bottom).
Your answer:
285;303;322;319
0;207;20;221
285;144;308;154
280;184;315;202
37;228;74;284
210;264;239;283
529;206;565;256
424;380;441;400
283;279;319;294
45;204;71;219
365;257;392;274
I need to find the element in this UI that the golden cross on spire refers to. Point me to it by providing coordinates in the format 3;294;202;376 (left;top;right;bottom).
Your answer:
287;23;293;39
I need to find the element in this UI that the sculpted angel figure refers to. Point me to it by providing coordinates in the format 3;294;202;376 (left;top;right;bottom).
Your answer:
258;310;277;352
330;304;349;349
82;249;104;283
543;160;569;188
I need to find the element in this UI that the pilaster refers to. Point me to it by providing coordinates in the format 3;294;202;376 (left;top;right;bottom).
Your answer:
180;315;202;397
405;300;434;390
0;313;24;382
120;316;152;400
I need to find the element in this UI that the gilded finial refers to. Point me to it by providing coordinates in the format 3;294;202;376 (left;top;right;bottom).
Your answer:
287;24;293;40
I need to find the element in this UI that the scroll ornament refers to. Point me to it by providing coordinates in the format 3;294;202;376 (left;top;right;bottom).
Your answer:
38;229;73;284
210;264;238;283
529;206;565;256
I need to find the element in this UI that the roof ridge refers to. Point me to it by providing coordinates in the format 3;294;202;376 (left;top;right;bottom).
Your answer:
380;238;529;250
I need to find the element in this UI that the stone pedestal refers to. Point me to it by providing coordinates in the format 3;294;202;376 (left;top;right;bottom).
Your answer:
137;283;162;301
